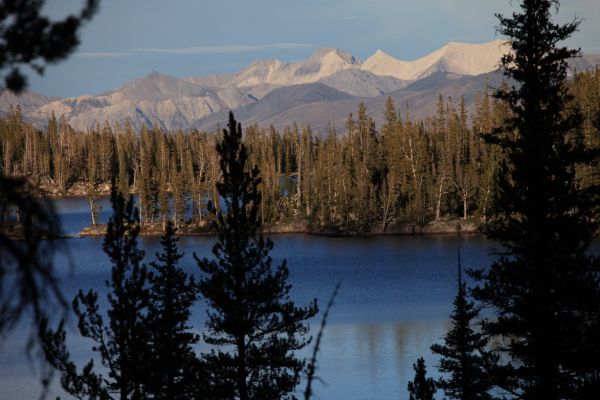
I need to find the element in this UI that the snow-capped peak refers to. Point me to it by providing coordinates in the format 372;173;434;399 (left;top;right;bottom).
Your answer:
307;48;361;66
361;39;509;81
231;47;361;87
434;39;508;76
372;49;392;58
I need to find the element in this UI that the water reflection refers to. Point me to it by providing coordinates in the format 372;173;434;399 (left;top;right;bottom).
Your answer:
312;319;451;400
1;197;497;400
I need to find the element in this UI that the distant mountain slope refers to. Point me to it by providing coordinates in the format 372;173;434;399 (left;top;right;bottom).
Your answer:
0;90;58;115
228;48;360;87
569;53;600;74
361;40;509;80
195;83;355;130
196;71;506;133
318;69;408;97
2;40;598;131
31;72;253;131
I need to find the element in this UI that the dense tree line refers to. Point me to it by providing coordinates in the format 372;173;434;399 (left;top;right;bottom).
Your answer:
2;69;599;232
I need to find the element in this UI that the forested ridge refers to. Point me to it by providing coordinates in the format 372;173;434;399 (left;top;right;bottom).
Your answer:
2;70;599;234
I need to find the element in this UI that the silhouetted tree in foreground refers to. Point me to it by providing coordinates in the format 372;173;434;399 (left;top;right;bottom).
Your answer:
197;112;319;399
43;188;152;400
0;0;99;93
408;357;437;400
430;249;493;400
0;177;64;338
0;1;100;394
471;0;600;398
144;221;203;399
0;176;69;397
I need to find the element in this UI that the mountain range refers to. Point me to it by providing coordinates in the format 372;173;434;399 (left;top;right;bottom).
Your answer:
2;39;599;133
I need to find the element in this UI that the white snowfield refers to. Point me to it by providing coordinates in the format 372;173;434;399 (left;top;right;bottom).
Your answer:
227;48;361;87
218;39;509;87
361;39;509;80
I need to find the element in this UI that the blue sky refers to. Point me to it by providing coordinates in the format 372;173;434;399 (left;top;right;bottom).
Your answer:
28;0;600;98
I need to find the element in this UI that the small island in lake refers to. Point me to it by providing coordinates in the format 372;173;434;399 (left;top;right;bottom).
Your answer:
78;216;477;237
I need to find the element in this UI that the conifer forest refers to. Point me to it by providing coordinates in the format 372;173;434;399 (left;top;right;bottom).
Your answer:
2;69;599;234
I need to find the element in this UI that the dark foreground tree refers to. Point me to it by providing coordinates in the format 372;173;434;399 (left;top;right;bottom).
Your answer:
472;0;600;398
0;177;64;337
0;176;66;396
431;249;493;400
407;357;437;400
0;0;99;92
0;2;100;392
197;112;319;400
145;221;203;399
42;187;152;400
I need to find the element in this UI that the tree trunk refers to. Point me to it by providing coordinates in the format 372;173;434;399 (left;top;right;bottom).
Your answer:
435;176;445;221
89;197;97;226
237;336;247;400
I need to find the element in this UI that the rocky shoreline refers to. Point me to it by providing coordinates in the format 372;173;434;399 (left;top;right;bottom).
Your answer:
39;181;113;198
79;218;479;238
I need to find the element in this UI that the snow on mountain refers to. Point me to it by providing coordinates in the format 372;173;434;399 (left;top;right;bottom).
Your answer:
195;71;506;133
228;48;360;87
568;53;600;75
361;39;509;80
318;69;408;97
11;40;600;132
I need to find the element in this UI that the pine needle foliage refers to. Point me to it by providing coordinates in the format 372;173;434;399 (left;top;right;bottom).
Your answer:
407;357;437;400
431;250;493;400
42;186;151;400
145;221;202;399
472;1;600;398
196;112;319;400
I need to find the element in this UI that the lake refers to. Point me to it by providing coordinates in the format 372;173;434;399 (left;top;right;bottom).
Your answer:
0;197;496;400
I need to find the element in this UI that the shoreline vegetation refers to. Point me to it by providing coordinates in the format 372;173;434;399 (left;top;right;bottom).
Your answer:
79;216;478;237
6;182;480;239
3;70;597;242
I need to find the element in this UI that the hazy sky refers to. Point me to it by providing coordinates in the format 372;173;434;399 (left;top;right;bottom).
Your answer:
27;0;600;97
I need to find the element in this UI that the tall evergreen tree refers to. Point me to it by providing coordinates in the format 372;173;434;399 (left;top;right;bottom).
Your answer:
196;112;318;400
407;357;437;400
144;221;202;399
472;1;600;398
431;248;493;400
42;186;152;400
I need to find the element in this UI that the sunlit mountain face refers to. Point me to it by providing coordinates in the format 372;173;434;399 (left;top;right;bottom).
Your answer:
2;40;598;133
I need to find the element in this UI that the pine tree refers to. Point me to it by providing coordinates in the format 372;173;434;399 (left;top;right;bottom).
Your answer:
407;357;437;400
472;1;600;398
158;173;170;231
450;96;477;220
145;221;203;399
431;249;493;400
196;112;318;400
42;186;152;400
172;165;188;228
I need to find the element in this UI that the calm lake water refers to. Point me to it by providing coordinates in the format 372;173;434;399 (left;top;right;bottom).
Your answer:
0;197;496;400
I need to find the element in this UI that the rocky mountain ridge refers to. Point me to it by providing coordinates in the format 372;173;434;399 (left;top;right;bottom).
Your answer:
1;40;598;132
